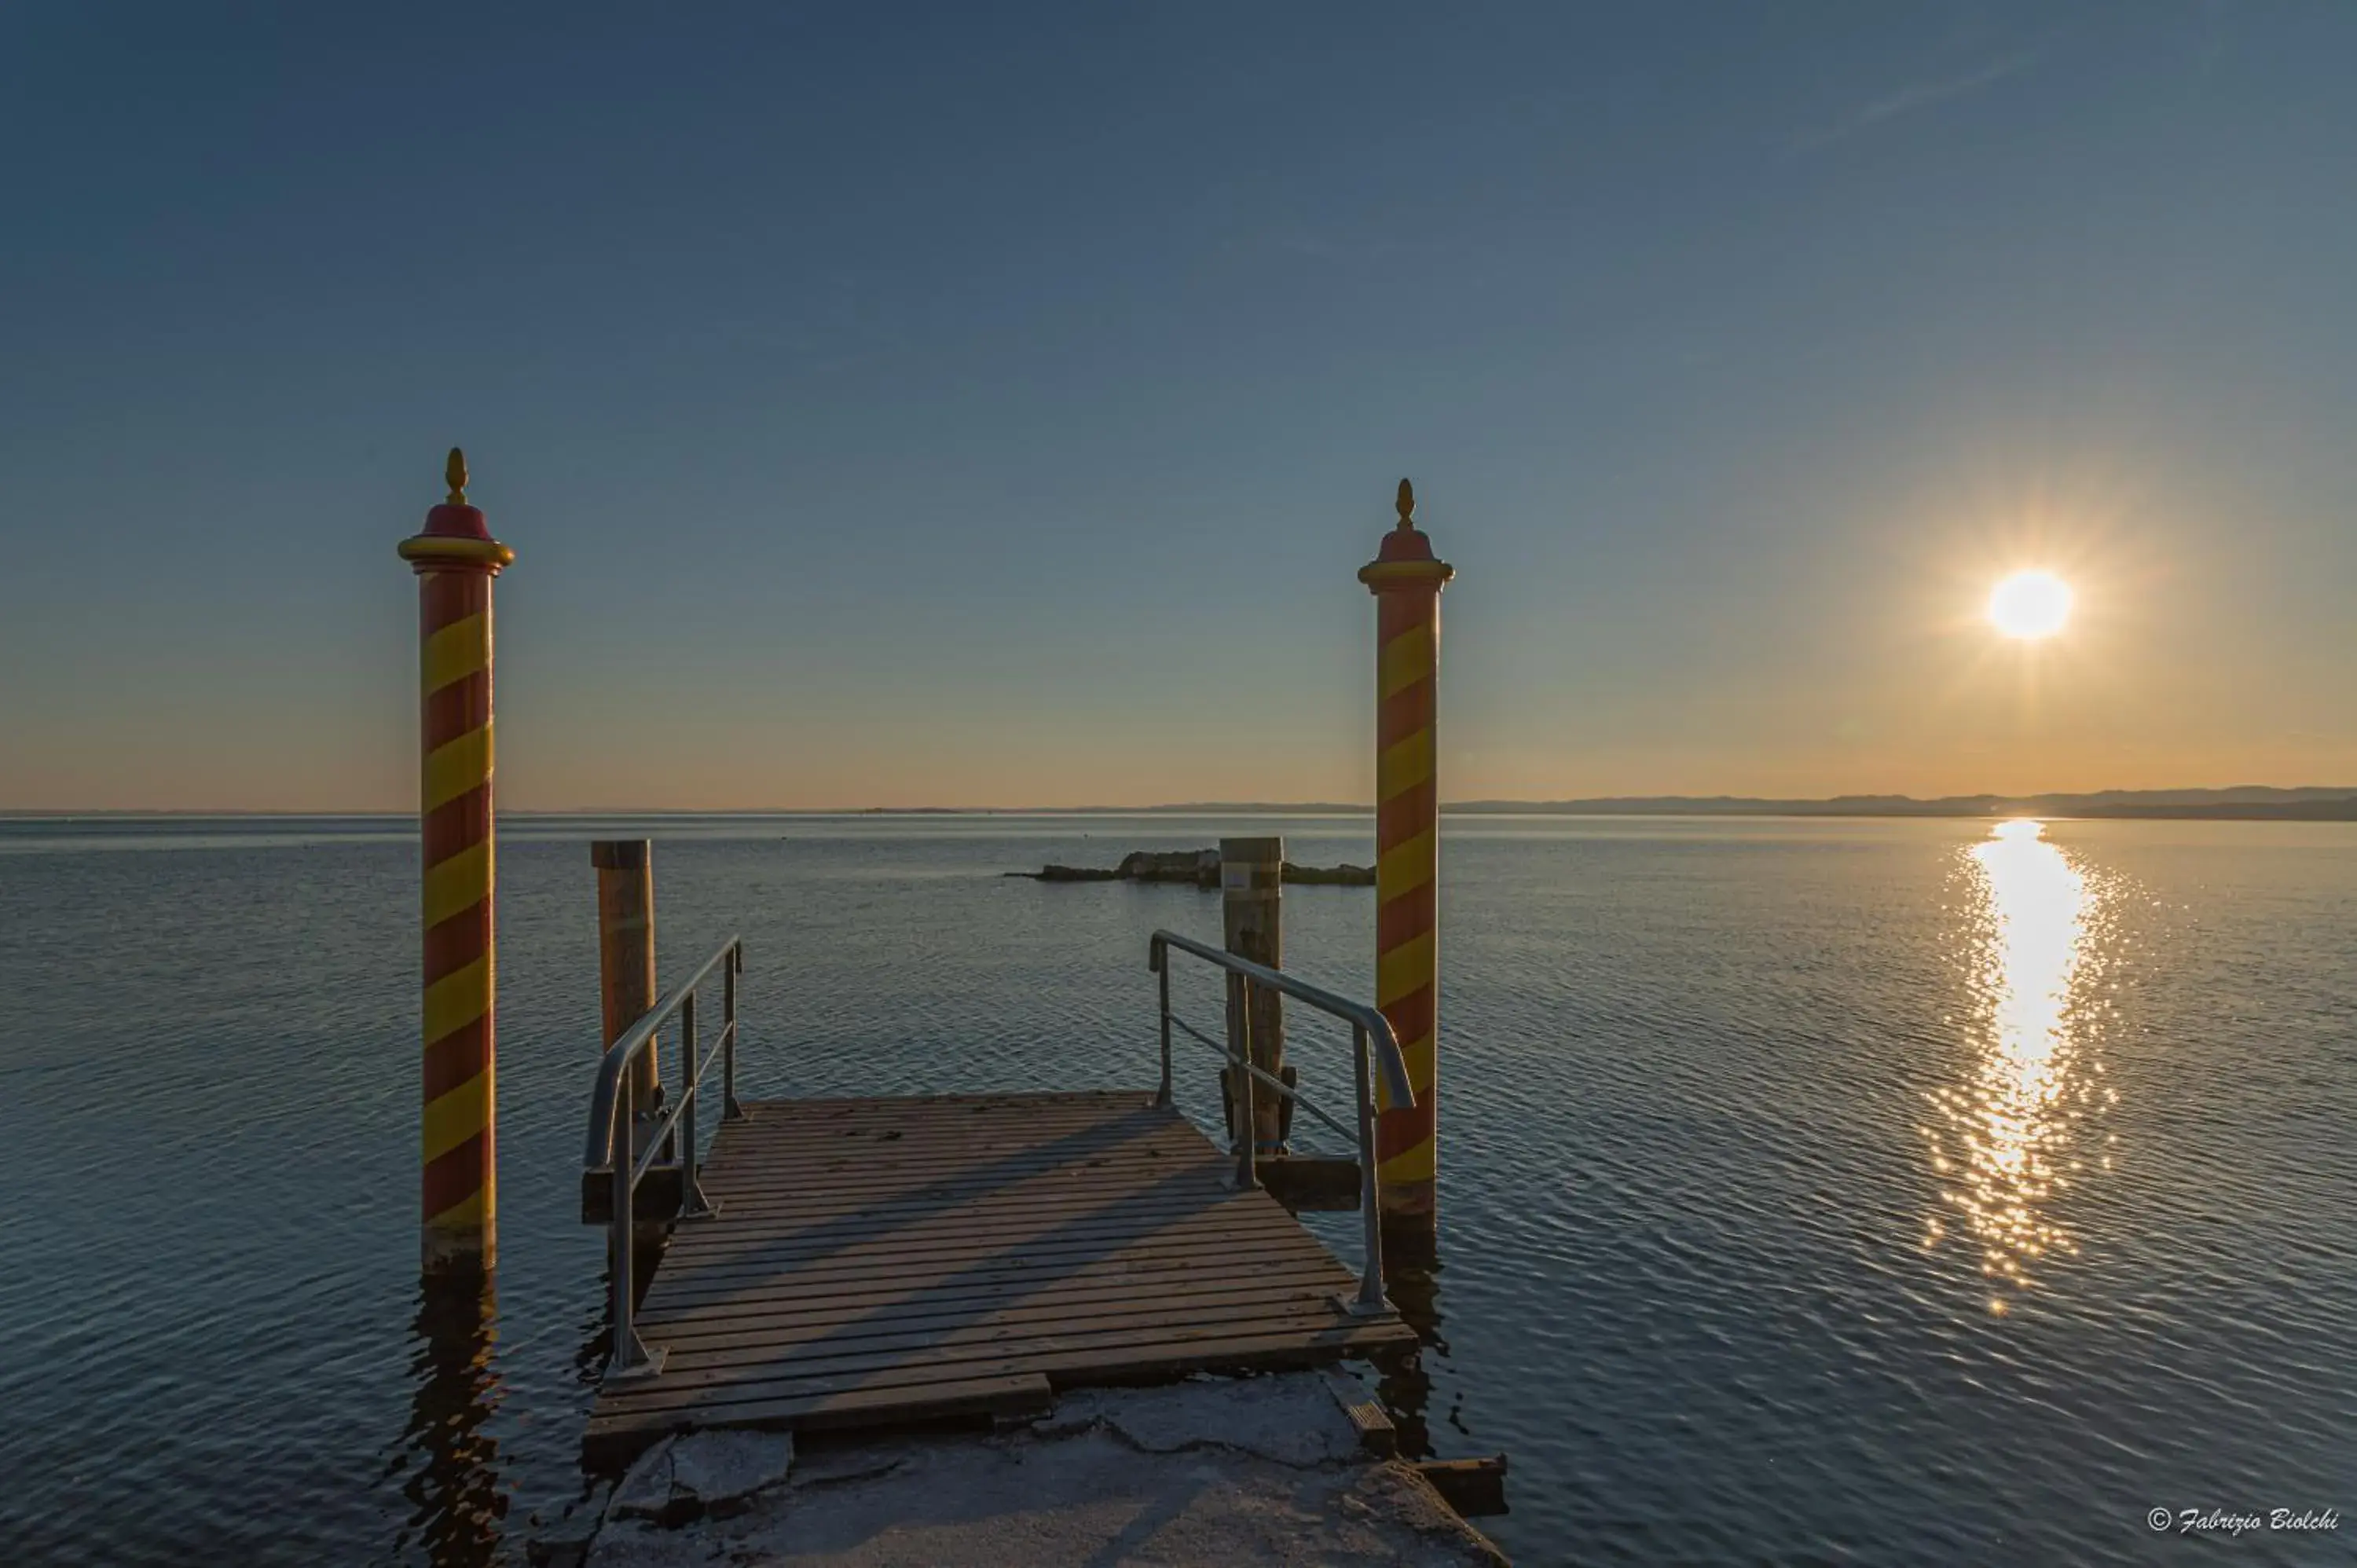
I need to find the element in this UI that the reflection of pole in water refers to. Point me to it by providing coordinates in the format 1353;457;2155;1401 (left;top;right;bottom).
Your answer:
395;1262;505;1568
1373;1250;1448;1460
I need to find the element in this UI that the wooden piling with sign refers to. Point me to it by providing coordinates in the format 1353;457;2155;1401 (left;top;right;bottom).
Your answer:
1221;836;1291;1152
592;839;661;1105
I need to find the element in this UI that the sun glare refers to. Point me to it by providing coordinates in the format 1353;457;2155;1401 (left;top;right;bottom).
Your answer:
1988;570;2072;639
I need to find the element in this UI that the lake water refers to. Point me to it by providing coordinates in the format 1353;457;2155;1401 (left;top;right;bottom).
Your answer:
2;813;2351;1565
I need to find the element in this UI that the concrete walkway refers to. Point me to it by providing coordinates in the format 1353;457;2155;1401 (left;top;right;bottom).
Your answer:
532;1372;1507;1567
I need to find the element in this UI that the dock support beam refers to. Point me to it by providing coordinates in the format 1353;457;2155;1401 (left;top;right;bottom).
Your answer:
398;449;515;1271
592;839;662;1107
1221;836;1290;1153
1358;478;1452;1255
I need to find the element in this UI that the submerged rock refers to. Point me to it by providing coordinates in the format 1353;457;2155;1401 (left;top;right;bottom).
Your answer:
525;1479;612;1567
1280;860;1376;886
603;1430;796;1530
1006;848;1375;887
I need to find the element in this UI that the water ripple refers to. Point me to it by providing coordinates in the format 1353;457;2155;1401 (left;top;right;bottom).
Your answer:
0;815;2351;1563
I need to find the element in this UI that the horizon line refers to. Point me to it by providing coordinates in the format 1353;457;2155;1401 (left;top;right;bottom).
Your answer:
6;783;2355;819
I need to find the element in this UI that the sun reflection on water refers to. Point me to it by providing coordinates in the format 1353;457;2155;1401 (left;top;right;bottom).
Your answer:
1924;819;2113;1311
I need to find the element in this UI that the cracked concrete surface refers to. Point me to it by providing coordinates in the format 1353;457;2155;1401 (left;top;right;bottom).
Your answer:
545;1373;1506;1567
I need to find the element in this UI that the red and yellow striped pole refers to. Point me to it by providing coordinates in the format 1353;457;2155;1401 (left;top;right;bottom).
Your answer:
1359;478;1453;1243
398;449;515;1270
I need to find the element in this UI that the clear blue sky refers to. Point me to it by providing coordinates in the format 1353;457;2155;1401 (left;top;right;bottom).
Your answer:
3;2;2350;809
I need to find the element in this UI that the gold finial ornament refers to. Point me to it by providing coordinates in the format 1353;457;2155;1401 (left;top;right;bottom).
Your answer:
445;448;469;505
1395;477;1415;530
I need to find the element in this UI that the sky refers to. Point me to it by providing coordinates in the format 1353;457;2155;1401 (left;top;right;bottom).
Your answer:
2;1;2352;811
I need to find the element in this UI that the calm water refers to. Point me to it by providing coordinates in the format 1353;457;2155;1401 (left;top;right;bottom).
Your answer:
2;813;2352;1565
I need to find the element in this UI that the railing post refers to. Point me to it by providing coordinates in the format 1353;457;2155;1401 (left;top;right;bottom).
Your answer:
1155;953;1174;1109
1229;973;1257;1191
1348;1024;1389;1313
1359;477;1453;1256
722;942;745;1119
678;993;717;1218
1221;836;1289;1154
398;448;513;1274
607;1069;665;1379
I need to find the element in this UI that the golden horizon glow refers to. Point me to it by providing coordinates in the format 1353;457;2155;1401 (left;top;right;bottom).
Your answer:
1988;570;2073;639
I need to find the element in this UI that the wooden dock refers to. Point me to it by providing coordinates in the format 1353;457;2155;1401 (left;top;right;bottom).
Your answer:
584;1090;1418;1463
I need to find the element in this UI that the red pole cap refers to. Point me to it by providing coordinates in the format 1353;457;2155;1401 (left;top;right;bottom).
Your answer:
1358;478;1453;591
398;448;514;574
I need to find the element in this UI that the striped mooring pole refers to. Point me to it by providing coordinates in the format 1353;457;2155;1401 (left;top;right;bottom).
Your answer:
398;449;515;1270
1358;478;1453;1244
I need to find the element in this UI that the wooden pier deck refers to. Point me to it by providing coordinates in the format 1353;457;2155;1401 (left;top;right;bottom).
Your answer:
584;1090;1417;1463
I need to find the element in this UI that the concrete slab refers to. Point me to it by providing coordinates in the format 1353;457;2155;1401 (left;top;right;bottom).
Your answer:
555;1372;1506;1567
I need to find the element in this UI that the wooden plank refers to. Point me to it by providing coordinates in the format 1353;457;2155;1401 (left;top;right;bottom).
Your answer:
1258;1154;1364;1212
640;1232;1356;1314
1342;1399;1398;1457
650;1279;1362;1368
714;1114;1164;1145
690;1154;1227;1214
717;1097;1163;1136
1414;1457;1510;1518
581;1372;1054;1468
704;1134;1214;1181
698;1151;1262;1203
708;1119;1182;1163
704;1131;1209;1182
680;1167;1242;1226
640;1263;1361;1340
658;1182;1307;1252
746;1091;1159;1112
645;1205;1325;1288
651;1233;1353;1301
651;1212;1343;1280
599;1310;1409;1412
648;1306;1378;1393
590;1317;1413;1425
656;1186;1284;1258
706;1103;1193;1141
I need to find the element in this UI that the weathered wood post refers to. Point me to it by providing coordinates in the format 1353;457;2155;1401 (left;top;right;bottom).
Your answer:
1358;478;1452;1251
591;839;661;1105
1220;836;1291;1152
398;449;514;1271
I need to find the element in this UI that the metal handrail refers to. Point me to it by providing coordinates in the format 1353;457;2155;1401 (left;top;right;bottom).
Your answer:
1147;929;1414;1316
581;934;744;1381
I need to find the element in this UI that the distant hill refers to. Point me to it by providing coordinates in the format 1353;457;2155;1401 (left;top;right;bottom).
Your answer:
17;789;2348;821
850;789;2357;820
1442;788;2357;821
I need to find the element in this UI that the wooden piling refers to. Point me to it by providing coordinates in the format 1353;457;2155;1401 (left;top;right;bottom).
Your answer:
1220;836;1289;1152
1358;478;1452;1249
398;449;514;1270
592;839;661;1104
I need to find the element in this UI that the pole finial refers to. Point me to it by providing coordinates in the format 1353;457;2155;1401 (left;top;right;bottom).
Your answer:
445;448;468;506
1395;478;1415;530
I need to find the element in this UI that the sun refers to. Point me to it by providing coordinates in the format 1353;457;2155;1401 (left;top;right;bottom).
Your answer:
1988;570;2073;639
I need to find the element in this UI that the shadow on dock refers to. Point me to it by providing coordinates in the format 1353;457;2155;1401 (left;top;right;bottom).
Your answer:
583;1093;1418;1460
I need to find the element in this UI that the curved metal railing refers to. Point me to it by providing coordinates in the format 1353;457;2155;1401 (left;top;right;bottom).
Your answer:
1147;929;1414;1315
581;935;743;1380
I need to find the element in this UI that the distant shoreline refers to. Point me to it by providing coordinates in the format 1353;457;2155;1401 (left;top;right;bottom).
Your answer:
5;788;2355;822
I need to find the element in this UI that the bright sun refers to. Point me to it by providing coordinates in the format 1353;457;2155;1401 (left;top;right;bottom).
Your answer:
1989;570;2073;639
